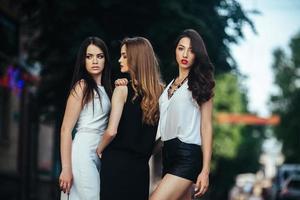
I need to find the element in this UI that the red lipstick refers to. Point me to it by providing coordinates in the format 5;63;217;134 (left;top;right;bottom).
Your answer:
181;59;188;65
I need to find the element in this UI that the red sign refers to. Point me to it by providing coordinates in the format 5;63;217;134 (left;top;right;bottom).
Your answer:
216;113;280;125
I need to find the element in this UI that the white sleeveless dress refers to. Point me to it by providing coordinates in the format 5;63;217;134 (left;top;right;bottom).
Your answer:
61;86;111;200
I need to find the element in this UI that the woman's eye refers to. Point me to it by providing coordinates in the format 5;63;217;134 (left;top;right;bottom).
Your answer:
97;54;104;59
178;47;184;51
86;55;92;59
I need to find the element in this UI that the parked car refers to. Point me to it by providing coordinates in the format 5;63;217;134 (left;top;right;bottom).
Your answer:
278;175;300;200
271;164;300;200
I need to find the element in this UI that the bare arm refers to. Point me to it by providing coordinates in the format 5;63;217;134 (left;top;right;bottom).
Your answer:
152;139;163;155
59;81;84;194
96;86;128;155
200;98;213;175
195;98;213;197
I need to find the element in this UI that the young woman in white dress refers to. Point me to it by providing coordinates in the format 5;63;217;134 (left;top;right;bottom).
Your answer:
59;37;112;200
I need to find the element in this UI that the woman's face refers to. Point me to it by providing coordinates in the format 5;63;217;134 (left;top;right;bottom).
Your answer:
118;44;129;73
85;44;105;76
175;37;195;70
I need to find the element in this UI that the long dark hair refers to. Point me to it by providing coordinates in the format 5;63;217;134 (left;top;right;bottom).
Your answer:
175;29;215;106
69;37;112;108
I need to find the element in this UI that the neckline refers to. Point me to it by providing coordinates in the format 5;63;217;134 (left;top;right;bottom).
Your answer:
167;77;188;100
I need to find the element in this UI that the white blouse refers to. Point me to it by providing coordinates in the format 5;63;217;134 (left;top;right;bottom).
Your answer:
157;80;202;145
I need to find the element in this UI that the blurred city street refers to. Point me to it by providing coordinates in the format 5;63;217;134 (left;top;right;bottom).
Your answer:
1;0;300;199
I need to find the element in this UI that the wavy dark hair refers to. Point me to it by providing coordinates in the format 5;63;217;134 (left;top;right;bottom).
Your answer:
175;29;215;106
69;37;112;108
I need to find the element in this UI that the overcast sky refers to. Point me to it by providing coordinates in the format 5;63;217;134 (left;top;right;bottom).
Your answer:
232;0;300;116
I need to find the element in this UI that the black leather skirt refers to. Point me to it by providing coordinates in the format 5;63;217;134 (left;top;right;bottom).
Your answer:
162;137;202;183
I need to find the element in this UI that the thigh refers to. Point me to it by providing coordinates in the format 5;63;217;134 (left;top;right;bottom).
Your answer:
150;173;193;200
72;161;100;199
72;146;100;199
180;185;194;200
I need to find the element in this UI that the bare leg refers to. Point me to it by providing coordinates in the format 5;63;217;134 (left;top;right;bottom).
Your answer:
150;174;193;200
180;185;193;200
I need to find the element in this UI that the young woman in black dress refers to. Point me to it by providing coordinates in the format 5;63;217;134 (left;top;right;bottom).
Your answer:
96;37;164;200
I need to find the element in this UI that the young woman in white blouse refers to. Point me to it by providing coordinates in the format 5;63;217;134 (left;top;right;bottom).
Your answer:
150;29;215;200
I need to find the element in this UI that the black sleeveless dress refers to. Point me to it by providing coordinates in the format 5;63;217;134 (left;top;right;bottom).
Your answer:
100;84;157;200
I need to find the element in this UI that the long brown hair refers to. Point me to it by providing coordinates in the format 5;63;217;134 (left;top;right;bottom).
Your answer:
121;37;163;125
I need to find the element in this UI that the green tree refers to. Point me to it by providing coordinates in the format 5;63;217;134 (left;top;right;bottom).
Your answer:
21;0;254;121
209;73;263;200
214;73;247;159
270;32;300;163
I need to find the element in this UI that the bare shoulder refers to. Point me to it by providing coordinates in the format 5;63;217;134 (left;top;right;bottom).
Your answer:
71;79;86;99
76;79;86;91
112;86;128;102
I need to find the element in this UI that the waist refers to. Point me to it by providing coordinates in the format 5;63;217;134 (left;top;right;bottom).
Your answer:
104;147;150;160
76;128;105;134
164;137;200;147
162;134;201;146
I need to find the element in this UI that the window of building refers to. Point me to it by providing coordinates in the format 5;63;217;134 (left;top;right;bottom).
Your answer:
0;86;9;144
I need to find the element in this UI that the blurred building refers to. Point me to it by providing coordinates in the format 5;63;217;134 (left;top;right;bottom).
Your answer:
0;1;24;198
0;1;59;200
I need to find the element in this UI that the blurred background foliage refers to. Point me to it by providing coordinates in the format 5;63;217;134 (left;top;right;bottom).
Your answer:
21;0;254;120
270;32;300;164
19;0;268;199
